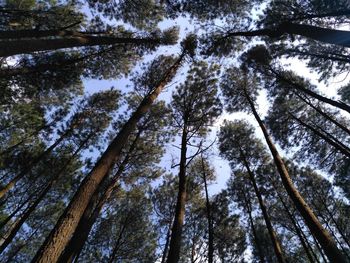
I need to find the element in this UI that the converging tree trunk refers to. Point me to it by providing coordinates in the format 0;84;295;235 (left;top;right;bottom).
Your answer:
226;22;350;48
240;149;286;263
201;155;214;263
166;125;188;263
244;90;347;263
0;35;162;57
31;50;187;263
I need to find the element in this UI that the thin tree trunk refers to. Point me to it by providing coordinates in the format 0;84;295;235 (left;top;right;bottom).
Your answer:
245;91;347;262
0;139;86;254
31;52;185;263
107;216;129;263
270;68;350;114
161;220;173;263
0;35;162;57
0;47;111;78
269;177;315;263
0;129;68;199
240;150;286;263
289;112;350;157
201;155;214;263
166;124;188;263
295;92;350;136
242;189;265;263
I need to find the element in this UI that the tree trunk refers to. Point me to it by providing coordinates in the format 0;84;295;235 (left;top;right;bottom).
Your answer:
0;129;68;199
31;53;185;263
295;92;350;136
245;91;347;263
166;125;188;263
226;22;350;48
269;177;316;263
161;220;173;263
0;140;86;253
289;112;350;157
240;150;286;263
270;68;350;114
201;155;214;263
0;35;161;57
242;189;265;263
58;130;141;263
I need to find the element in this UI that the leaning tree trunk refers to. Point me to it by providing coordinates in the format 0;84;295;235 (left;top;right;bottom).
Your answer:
245;91;347;263
166;125;188;263
0;139;87;253
0;128;69;199
226;22;350;48
31;53;185;263
270;67;350;114
201;155;214;263
241;188;265;263
269;176;316;263
240;150;286;263
0;35;162;57
58;131;141;263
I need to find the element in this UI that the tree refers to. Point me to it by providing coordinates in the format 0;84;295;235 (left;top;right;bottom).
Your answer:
166;61;222;263
220;65;347;262
31;35;195;263
219;120;286;263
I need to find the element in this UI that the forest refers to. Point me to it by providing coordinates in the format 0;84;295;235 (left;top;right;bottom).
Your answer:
0;0;350;262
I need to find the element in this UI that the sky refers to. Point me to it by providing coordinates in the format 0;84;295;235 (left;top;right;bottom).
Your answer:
80;7;350;200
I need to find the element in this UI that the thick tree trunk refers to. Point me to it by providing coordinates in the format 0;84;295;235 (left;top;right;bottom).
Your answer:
227;22;350;48
166;125;188;263
31;53;185;263
240;151;286;263
58;131;141;263
201;156;214;263
0;35;161;57
245;92;347;263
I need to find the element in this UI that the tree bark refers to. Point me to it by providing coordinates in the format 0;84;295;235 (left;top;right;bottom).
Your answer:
226;22;350;48
240;150;286;263
295;92;350;136
58;131;141;263
0;35;161;57
31;53;185;263
166;125;188;263
201;155;214;263
245;91;347;263
241;189;265;263
269;177;316;263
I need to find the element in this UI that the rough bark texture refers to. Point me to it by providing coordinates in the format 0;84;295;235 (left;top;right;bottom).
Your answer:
31;53;184;263
166;125;188;263
245;92;347;263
